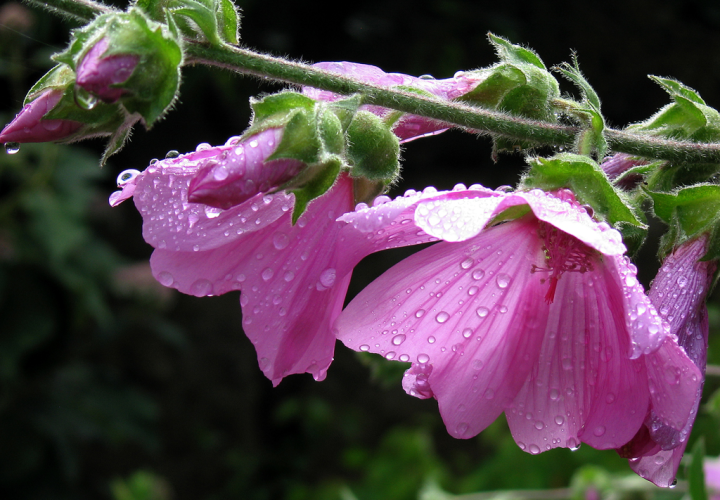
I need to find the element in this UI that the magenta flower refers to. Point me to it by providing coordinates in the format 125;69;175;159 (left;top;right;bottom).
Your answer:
334;186;702;455
617;235;714;487
600;153;650;190
110;133;443;385
76;37;139;103
0;88;82;143
305;62;483;142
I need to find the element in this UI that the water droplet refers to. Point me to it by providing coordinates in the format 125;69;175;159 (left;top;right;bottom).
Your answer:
549;389;559;401
456;422;469;436
496;274;511;288
677;276;688;288
467;286;478;296
4;142;20;154
213;165;229;181
205;206;222;218
472;269;485;280
359;344;370;351
319;268;336;287
261;268;274;281
165;150;180;159
415;309;426;318
190;279;213;297
476;306;489;318
427;336;436;344
392;334;406;346
605;393;616;404
484;389;494;399
593;425;606;437
529;444;541;454
435;311;450;323
193;244;200;252
561;358;573;370
157;271;174;286
498;305;508;313
555;415;565;425
417;353;430;363
385;351;396;360
534;421;544;430
399;354;410;362
419;74;435;80
74;84;97;109
462;328;472;339
460;257;474;269
117;169;140;186
283;271;295;282
273;233;289;250
473;359;483;370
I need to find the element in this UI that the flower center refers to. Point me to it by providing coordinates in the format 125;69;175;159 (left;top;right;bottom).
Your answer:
532;222;596;303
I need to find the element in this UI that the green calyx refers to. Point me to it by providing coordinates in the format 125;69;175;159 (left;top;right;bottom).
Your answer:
245;92;400;223
459;33;560;153
628;77;720;142
521;153;647;254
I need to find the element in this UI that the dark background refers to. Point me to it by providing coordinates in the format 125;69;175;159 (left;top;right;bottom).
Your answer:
2;0;720;498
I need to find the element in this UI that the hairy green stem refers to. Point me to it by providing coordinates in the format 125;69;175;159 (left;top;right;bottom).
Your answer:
27;0;720;164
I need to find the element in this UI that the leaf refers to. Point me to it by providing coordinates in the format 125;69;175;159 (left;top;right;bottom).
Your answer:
688;438;708;500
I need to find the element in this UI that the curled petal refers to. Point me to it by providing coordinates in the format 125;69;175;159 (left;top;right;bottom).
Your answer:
76;37;139;103
0;89;82;143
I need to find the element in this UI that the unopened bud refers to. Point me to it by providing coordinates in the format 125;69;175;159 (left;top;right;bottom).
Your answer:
0;88;82;143
76;37;139;103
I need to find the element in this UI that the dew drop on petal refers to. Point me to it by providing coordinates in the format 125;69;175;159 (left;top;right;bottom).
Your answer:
549;389;559;401
399;354;410;362
593;426;606;437
435;311;450;323
190;279;213;297
417;353;430;363
460;257;474;269
261;268;274;281
496;273;511;288
462;328;472;339
385;351;396;360
392;334;406;346
427;336;436;344
157;271;174;287
273;233;289;250
472;269;485;280
529;444;541;455
484;389;494;400
359;344;370;351
467;286;478;296
319;268;336;287
283;271;294;282
456;422;469;436
415;309;426;318
555;415;565;425
4;142;20;154
476;307;489;318
534;421;544;430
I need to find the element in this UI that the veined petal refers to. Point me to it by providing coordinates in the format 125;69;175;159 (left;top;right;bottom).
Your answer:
150;176;356;385
605;256;670;358
336;216;550;438
628;440;687;488
507;261;648;453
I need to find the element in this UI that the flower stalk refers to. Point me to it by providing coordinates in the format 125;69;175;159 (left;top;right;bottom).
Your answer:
26;0;720;165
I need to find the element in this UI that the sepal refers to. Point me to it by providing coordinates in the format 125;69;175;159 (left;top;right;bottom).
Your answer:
628;77;720;142
134;0;240;45
647;184;720;257
345;110;400;182
459;33;560;153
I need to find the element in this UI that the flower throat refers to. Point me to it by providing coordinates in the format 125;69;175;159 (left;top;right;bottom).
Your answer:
532;222;596;303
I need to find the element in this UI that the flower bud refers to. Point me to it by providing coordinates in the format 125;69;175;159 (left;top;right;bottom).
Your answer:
188;128;305;209
76;37;139;103
0;88;82;143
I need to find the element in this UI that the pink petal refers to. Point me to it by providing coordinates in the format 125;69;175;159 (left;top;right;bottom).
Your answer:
605;256;670;358
336;216;551;438
0;89;82;143
188;128;304;209
629;443;686;488
150;176;356;385
133;156;291;252
76;37;139;103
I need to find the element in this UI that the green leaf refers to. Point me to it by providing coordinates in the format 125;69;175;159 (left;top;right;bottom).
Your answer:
459;64;525;108
216;0;240;45
688;438;708;500
266;109;321;165
647;184;720;238
522;153;645;229
346;111;400;182
651;75;705;105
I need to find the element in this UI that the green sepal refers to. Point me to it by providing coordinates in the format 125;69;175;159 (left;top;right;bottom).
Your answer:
647;184;720;241
628;77;720;142
289;158;342;224
346;111;400;182
318;107;344;155
555;57;607;159
265;109;321;165
688;438;708;500
327;94;363;131
250;91;316;122
54;8;183;127
134;0;239;45
521;153;646;230
487;33;546;69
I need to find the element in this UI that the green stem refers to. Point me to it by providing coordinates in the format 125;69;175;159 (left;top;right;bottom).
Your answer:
25;0;117;23
27;0;720;164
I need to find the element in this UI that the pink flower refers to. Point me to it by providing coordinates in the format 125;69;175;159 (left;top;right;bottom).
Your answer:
76;37;139;103
305;62;484;142
110;135;442;385
600;153;649;190
0;89;82;143
617;235;714;487
334;185;702;456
